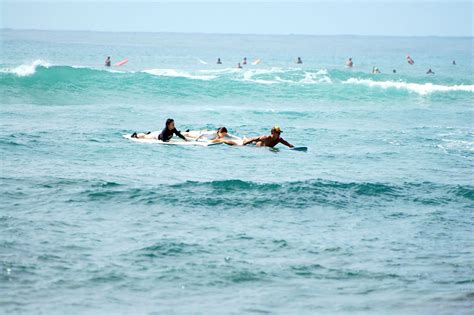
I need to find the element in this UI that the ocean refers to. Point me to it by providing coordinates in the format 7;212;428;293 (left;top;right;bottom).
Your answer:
1;30;473;314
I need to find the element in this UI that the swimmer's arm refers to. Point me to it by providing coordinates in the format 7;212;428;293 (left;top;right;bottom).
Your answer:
243;136;262;145
174;129;188;141
279;137;294;148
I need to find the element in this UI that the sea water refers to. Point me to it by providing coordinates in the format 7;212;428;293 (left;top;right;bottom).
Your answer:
1;30;473;314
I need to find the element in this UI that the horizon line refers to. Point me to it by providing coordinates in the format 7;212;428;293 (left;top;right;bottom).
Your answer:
2;28;473;39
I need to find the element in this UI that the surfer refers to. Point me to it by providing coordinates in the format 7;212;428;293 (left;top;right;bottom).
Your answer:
407;55;414;65
393;69;397;73
243;126;294;148
105;56;111;67
346;58;353;68
242;57;247;65
131;118;187;142
184;127;240;145
296;57;303;64
217;58;222;64
237;63;242;69
372;67;380;74
452;60;456;65
426;68;435;74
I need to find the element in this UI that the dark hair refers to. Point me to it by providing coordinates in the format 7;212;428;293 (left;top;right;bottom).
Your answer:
165;118;174;127
217;127;228;133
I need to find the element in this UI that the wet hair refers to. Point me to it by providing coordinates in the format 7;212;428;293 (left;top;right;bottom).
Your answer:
217;127;228;133
165;118;174;128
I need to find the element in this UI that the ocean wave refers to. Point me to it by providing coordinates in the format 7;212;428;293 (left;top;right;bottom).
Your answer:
0;60;129;78
343;78;474;95
2;62;472;97
0;59;51;77
141;68;216;80
11;178;470;209
240;68;285;85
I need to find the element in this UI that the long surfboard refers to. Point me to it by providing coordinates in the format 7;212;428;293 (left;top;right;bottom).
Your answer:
123;134;221;146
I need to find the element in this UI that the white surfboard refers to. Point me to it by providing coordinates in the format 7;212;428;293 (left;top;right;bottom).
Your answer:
123;134;222;146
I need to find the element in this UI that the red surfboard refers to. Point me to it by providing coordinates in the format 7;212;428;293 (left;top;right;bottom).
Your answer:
114;59;128;66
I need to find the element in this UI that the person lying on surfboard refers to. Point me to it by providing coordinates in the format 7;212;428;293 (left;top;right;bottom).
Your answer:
131;118;187;142
183;127;241;145
243;126;294;148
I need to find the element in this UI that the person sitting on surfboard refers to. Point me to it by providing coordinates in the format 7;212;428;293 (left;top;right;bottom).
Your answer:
296;57;303;64
237;63;242;69
184;127;241;145
242;57;247;65
426;68;435;74
217;58;222;64
243;126;294;148
346;58;353;68
131;118;187;142
105;56;111;67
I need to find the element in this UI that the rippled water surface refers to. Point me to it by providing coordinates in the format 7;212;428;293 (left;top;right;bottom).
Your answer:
1;30;473;314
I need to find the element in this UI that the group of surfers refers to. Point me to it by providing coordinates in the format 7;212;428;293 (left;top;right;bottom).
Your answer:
130;118;295;148
346;56;454;75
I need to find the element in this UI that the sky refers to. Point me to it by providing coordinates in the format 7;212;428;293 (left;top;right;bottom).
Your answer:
1;1;473;36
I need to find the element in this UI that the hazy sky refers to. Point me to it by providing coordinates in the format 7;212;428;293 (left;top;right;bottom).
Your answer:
1;1;473;36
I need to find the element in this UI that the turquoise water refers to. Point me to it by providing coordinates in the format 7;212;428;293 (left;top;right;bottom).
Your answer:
1;30;473;314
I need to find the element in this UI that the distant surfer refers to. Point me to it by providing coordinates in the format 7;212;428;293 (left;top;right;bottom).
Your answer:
393;69;397;73
372;67;380;74
407;55;414;65
242;57;247;65
243;126;294;148
426;68;435;74
217;58;222;64
131;118;187;142
452;60;456;65
346;58;353;68
105;56;111;67
296;57;303;64
237;63;242;69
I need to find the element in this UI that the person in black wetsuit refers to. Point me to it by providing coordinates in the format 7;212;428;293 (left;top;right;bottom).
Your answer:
130;118;187;141
105;56;111;67
158;118;187;141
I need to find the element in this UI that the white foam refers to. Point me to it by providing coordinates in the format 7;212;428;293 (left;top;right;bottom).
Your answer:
0;59;51;77
300;71;332;84
198;68;242;75
70;65;127;73
241;71;278;84
142;68;216;80
239;67;286;85
343;78;474;95
440;139;474;151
